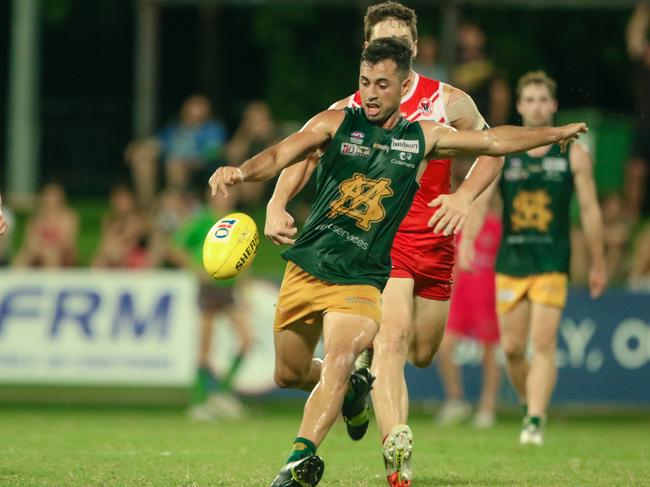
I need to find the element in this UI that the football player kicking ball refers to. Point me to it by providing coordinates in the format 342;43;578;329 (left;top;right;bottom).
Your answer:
461;71;606;446
210;39;586;487
265;2;498;485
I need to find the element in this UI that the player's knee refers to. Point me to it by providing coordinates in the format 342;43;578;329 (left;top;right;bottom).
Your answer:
273;366;307;390
502;340;526;362
375;321;411;353
410;345;436;368
531;334;557;356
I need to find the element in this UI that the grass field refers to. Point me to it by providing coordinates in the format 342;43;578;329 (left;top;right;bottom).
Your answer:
1;402;648;487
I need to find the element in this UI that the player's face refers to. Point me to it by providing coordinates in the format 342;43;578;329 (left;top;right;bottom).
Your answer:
517;83;558;127
359;60;409;122
366;19;417;59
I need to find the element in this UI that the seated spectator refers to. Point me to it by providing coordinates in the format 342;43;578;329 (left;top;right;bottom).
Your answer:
92;185;150;268
572;193;632;286
147;188;191;267
13;183;78;268
628;224;650;290
126;95;227;206
225;101;278;207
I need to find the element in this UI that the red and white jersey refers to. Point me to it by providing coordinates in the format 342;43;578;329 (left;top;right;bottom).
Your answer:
348;73;451;237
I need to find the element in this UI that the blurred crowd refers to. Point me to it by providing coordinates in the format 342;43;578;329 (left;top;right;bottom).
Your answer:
1;8;650;290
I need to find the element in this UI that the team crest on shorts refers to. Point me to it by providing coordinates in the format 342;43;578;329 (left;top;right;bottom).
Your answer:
350;131;365;144
419;97;432;116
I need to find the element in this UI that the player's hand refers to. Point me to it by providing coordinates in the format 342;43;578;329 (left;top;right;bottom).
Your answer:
265;201;297;245
557;123;588;153
427;190;473;236
588;263;607;299
457;238;475;273
209;166;245;197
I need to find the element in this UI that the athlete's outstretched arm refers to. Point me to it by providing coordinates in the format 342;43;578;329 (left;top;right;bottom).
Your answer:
571;143;607;298
264;96;350;245
422;122;588;160
209;110;343;197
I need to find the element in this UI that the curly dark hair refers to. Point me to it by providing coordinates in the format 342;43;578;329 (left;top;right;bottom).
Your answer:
361;37;413;79
364;1;418;42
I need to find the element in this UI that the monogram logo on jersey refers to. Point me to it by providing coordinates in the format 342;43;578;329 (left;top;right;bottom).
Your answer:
511;190;553;232
328;173;394;230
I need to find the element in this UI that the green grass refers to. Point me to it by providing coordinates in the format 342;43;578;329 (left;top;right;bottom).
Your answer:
0;403;648;486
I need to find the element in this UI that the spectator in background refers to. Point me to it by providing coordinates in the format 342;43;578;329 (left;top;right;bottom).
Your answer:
147;188;191;267
92;185;149;268
0;193;14;266
169;187;253;421
628;224;650;290
572;193;632;286
436;161;502;429
413;34;448;83
14;184;78;268
126;95;227;207
0;193;8;237
624;2;650;220
225;101;278;207
453;23;511;126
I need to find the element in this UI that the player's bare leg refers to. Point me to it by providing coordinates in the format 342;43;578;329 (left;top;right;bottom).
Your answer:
296;312;377;445
371;278;415;438
435;331;472;425
274;321;323;392
498;299;531;404
474;342;501;428
526;302;563;433
408;296;449;368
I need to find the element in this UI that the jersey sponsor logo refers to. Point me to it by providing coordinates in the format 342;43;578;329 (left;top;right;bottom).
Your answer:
390;158;415;169
316;223;369;250
328;173;394;231
504;158;528;181
419;97;432;115
511;189;554;232
542;157;568;173
373;142;389;152
391;139;419;154
340;142;370;158
350;131;365;144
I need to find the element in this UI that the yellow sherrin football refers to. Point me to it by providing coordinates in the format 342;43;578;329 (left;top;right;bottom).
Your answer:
202;212;259;279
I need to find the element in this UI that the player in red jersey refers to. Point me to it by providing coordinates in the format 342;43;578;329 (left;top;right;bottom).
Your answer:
264;3;501;486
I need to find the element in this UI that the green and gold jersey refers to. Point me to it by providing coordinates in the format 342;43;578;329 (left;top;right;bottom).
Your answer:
283;107;425;290
496;144;574;276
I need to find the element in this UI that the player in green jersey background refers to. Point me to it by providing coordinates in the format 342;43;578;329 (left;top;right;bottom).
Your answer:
461;71;607;447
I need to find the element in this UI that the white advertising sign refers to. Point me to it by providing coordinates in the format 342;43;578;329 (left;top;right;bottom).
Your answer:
0;270;199;386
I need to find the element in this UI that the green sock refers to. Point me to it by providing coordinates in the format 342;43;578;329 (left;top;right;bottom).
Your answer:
522;404;528;417
286;437;317;464
529;416;542;428
217;352;246;393
192;367;217;404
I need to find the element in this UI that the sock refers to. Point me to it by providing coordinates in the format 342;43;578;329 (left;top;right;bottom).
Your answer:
522;404;528;417
193;366;218;404
529;416;542;428
286;437;317;463
217;352;246;393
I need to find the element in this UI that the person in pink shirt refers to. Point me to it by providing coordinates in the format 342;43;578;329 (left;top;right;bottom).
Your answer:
436;194;502;428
